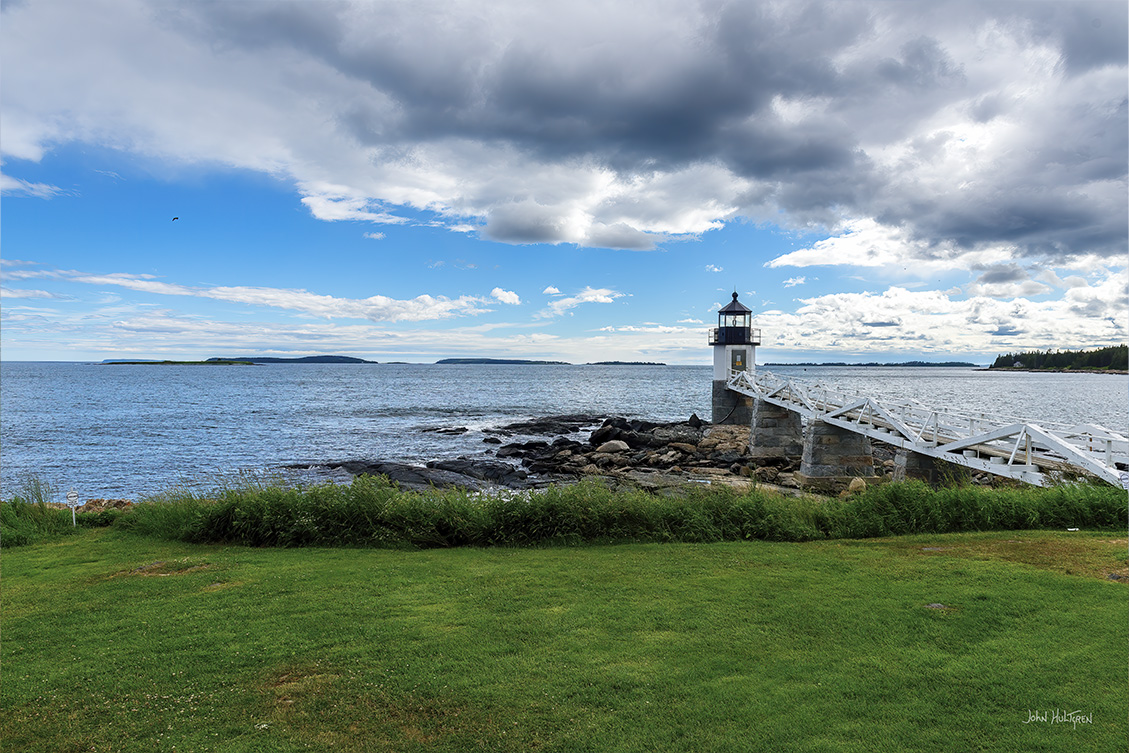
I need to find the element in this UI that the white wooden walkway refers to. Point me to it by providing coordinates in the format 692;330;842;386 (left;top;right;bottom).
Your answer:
726;369;1128;487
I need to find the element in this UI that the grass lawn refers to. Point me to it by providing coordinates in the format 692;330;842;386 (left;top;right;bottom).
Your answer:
3;528;1126;752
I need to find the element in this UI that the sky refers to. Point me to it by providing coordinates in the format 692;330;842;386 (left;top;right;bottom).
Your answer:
1;0;1126;365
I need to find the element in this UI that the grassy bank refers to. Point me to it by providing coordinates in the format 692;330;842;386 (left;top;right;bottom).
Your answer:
3;527;1125;752
101;475;1126;549
5;475;1122;550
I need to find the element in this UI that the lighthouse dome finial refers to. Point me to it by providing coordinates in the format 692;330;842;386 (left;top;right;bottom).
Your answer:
732;291;739;301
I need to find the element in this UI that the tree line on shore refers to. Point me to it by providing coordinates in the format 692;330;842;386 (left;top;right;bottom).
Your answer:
990;345;1127;371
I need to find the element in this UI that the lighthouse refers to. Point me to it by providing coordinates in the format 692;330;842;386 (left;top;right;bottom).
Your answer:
709;292;760;424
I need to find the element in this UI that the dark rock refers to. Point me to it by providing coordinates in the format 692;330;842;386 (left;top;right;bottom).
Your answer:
483;436;502;444
331;461;488;491
709;450;744;465
688;413;703;429
497;440;550;458
588;424;619;446
495;414;604;436
423;426;469;435
427;459;529;485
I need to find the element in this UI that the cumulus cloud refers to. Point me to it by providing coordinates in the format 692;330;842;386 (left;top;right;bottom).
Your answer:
490;287;521;305
753;271;1128;356
539;286;625;317
2;0;1122;262
765;218;1021;273
542;286;562;295
363;232;385;240
782;276;806;288
705;264;723;273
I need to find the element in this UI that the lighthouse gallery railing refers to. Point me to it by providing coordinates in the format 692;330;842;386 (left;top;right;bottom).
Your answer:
725;368;1128;487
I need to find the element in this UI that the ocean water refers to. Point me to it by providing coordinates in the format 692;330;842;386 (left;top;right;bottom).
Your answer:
1;362;1125;500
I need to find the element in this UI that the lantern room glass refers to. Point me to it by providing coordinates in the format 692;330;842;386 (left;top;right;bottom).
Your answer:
720;311;751;329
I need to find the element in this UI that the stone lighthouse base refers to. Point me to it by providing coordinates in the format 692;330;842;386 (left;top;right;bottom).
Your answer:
711;381;753;426
794;419;878;493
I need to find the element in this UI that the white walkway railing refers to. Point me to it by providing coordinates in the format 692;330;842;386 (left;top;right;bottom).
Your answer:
726;369;1128;487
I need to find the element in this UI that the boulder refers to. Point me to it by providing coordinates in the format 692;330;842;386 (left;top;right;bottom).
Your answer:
596;440;631;454
651;425;704;445
754;466;780;483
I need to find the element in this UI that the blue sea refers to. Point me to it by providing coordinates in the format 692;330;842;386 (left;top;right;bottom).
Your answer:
1;362;1125;500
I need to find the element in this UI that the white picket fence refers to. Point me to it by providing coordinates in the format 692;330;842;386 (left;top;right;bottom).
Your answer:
726;369;1128;487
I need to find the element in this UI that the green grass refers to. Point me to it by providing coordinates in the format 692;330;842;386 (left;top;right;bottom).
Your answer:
3;527;1125;752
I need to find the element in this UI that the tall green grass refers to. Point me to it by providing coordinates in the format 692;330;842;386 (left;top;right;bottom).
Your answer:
2;477;125;547
117;475;1126;549
835;479;1125;537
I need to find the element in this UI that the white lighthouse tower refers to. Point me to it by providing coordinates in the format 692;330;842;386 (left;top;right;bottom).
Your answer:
709;292;760;425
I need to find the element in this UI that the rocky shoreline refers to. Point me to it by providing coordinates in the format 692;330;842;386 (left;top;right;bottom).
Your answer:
304;413;914;497
53;413;1018;506
314;411;1035;496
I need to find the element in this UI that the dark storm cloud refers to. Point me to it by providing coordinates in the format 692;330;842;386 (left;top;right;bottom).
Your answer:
79;2;1129;255
1022;0;1129;76
975;265;1028;285
175;0;868;170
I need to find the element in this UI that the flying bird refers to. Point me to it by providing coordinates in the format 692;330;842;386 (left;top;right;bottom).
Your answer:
172;217;179;221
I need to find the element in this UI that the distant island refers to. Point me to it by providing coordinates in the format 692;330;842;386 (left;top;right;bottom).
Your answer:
101;354;377;365
435;358;570;365
988;345;1127;372
587;361;666;366
764;361;979;368
101;359;255;365
207;355;376;364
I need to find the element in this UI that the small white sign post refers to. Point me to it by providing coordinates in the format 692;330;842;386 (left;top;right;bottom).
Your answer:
65;489;80;526
1120;471;1129;491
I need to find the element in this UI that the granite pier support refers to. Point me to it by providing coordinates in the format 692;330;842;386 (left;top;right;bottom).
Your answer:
795;419;877;492
893;449;939;484
748;398;804;462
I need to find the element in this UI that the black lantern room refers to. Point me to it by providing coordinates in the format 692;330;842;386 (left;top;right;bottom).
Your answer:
709;292;761;346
